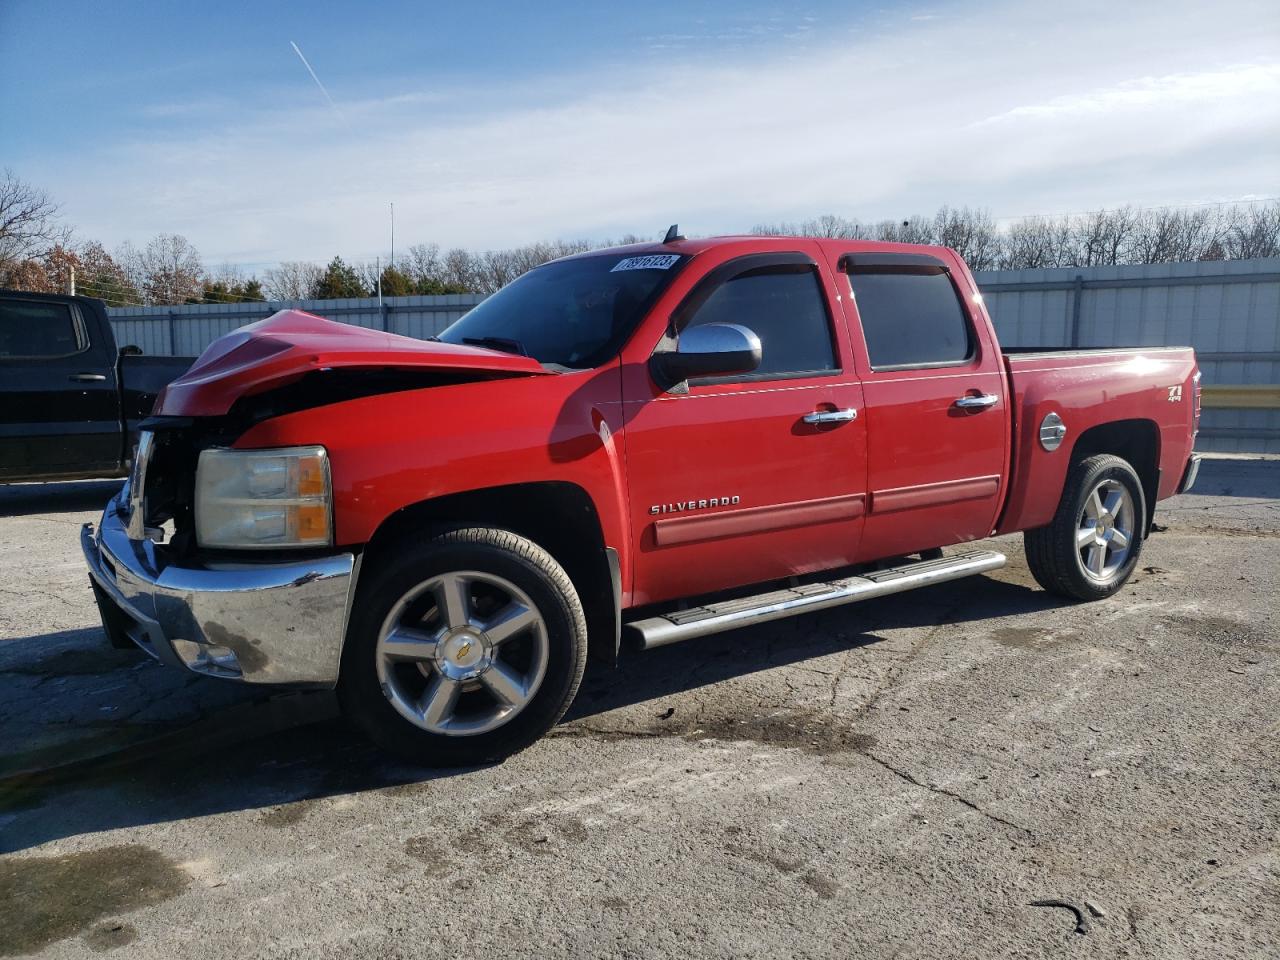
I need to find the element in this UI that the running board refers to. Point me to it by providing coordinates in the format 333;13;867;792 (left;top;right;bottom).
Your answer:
624;549;1006;650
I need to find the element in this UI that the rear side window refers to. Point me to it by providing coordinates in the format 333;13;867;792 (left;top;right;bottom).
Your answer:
846;272;972;369
684;267;836;378
0;300;83;359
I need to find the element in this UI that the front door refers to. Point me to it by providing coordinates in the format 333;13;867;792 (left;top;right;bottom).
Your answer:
620;249;867;607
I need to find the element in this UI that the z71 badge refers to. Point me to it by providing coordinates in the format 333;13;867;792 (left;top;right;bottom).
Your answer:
1167;385;1183;402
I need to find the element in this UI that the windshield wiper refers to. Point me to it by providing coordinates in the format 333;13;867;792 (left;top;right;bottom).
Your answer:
461;336;527;356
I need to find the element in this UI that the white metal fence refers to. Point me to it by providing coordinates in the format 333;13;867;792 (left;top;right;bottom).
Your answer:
107;257;1280;453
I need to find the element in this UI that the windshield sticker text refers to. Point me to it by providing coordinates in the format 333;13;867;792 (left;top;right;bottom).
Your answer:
612;255;681;272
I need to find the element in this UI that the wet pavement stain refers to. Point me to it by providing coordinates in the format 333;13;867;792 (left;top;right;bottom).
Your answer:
555;707;876;757
991;626;1080;651
259;800;314;828
82;920;138;953
726;843;839;900
0;844;187;956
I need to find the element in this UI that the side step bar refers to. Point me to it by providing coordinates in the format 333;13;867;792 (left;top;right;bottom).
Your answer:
624;549;1006;650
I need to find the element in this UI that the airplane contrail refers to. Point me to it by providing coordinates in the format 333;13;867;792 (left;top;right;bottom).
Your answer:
290;41;341;114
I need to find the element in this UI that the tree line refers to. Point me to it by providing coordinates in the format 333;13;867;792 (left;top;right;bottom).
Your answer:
751;203;1280;271
2;168;1277;307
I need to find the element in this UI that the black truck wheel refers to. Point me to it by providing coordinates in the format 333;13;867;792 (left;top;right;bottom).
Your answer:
1024;454;1146;602
338;527;588;766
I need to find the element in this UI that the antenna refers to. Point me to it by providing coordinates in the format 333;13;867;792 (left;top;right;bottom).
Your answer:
663;224;684;244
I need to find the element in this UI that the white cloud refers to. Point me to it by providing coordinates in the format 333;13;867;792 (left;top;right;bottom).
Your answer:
38;0;1280;266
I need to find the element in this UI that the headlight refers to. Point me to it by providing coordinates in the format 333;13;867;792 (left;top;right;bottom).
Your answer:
195;446;332;549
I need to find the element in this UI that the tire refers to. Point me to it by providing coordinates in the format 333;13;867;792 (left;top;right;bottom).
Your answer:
338;527;588;766
1024;454;1146;602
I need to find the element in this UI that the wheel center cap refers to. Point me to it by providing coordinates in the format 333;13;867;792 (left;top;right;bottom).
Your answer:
438;629;489;680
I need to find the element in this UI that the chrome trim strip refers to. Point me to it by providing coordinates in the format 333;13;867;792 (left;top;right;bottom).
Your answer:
1177;454;1202;495
625;549;1006;649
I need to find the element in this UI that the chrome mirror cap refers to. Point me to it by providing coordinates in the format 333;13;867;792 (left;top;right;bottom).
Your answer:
651;322;762;388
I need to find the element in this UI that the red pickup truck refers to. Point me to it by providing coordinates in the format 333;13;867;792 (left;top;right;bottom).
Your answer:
82;235;1201;765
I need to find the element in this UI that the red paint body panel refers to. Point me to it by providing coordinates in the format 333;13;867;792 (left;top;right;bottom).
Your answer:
996;348;1198;534
163;237;1198;613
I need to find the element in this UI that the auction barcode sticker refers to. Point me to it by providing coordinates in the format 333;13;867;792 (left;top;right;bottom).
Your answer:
611;254;681;272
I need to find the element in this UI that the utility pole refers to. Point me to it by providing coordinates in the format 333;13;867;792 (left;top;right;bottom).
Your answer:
68;265;76;296
390;202;395;269
376;255;383;306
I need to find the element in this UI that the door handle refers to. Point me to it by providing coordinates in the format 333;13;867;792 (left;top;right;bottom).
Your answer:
803;407;858;424
69;373;108;382
953;394;998;410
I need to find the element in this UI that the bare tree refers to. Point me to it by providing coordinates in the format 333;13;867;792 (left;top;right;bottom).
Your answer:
1222;204;1280;259
1000;216;1073;269
125;234;204;304
1126;207;1223;263
1070;206;1139;266
263;260;324;300
0;169;70;283
932;206;1000;271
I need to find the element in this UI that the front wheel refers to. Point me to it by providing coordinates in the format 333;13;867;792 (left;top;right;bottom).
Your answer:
1024;454;1146;601
338;527;588;766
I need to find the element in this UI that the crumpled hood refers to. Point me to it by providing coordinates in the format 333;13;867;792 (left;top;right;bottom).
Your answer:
154;309;550;417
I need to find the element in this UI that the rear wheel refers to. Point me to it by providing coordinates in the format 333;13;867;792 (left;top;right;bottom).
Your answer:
338;527;587;766
1024;454;1146;601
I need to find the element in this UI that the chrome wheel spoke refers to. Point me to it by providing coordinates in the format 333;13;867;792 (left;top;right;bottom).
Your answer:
419;675;462;729
482;601;537;646
1085;489;1104;520
380;626;440;662
1101;489;1124;518
1087;544;1106;575
436;573;472;629
1109;528;1130;549
480;660;528;708
1076;523;1097;548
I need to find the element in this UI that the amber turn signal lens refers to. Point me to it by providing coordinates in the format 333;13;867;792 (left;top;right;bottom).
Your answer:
293;503;330;542
295;455;327;498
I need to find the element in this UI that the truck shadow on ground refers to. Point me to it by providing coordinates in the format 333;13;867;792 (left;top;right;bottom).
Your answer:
0;479;123;517
0;570;1058;854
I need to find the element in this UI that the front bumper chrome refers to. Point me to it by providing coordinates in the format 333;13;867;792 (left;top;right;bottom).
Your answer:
82;496;356;685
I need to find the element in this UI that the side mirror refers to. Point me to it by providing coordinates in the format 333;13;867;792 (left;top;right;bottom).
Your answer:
651;323;762;388
119;344;143;357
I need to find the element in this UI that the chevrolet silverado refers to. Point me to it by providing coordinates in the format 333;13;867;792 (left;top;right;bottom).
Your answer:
80;235;1201;765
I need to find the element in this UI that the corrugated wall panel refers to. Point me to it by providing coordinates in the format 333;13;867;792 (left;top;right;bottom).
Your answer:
108;259;1278;451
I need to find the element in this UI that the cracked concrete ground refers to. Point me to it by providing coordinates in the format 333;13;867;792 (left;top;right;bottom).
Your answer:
0;460;1276;959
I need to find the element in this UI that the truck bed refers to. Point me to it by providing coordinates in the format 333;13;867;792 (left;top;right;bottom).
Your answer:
997;345;1199;536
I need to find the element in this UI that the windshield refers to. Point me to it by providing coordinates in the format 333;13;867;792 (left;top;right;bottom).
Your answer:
437;252;686;368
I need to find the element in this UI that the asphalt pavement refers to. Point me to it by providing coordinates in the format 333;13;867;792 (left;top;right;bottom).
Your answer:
0;459;1276;959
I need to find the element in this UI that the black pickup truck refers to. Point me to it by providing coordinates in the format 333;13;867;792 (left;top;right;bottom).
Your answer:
0;290;193;483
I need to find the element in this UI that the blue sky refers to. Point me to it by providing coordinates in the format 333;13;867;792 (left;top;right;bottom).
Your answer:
3;0;1278;269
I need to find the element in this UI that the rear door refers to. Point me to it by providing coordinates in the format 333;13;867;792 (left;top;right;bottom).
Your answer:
0;296;122;479
620;247;867;606
826;249;1009;561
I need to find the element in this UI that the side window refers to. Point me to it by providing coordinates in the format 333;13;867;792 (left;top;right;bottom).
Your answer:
0;300;83;359
846;271;973;369
684;266;836;378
